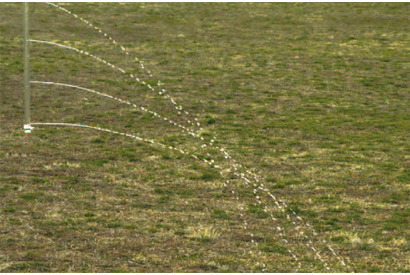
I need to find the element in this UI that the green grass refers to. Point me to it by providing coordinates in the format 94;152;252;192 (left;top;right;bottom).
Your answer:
1;2;409;272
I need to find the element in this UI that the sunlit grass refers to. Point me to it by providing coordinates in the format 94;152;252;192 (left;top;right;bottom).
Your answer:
0;2;408;272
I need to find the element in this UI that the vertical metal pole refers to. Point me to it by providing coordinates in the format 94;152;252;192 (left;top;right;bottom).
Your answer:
23;3;33;133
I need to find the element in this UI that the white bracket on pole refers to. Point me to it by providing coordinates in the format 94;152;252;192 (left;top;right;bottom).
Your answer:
24;124;34;134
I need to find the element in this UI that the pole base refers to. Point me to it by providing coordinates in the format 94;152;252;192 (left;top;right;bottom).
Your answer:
24;124;34;133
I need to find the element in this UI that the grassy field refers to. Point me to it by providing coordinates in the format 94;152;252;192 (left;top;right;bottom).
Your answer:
0;3;409;272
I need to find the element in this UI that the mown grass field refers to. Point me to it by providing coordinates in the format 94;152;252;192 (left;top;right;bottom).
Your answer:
0;3;409;272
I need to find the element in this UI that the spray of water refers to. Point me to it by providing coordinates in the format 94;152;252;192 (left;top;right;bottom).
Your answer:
28;2;352;272
44;2;205;133
29;121;278;271
30;81;201;140
30;80;301;271
29;78;335;270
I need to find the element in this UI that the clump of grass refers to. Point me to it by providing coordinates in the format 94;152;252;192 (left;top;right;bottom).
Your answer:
390;237;407;247
153;187;172;195
382;192;407;204
116;147;141;162
19;192;43;200
91;137;105;144
189;168;221;182
383;208;408;230
0;185;18;193
285;201;304;214
206;117;216;125
247;203;269;219
156;195;171;204
107;221;122;228
331;235;347;244
200;169;221;181
84;211;95;217
260;241;287;254
2;207;16;213
177;188;194;198
87;159;109;167
271;183;285;189
187;225;220;242
211;209;231;220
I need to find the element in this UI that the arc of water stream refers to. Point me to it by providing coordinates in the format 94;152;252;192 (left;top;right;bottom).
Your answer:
199;148;335;268
231;158;351;270
32;80;315;271
200;150;344;270
231;168;332;271
228;162;347;271
245;170;351;270
30;80;304;270
30;81;202;141
29;38;219;149
43;2;205;133
29;78;276;268
28;41;338;272
29;39;202;133
29;121;281;271
28;40;335;271
31;3;350;271
220;153;350;270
